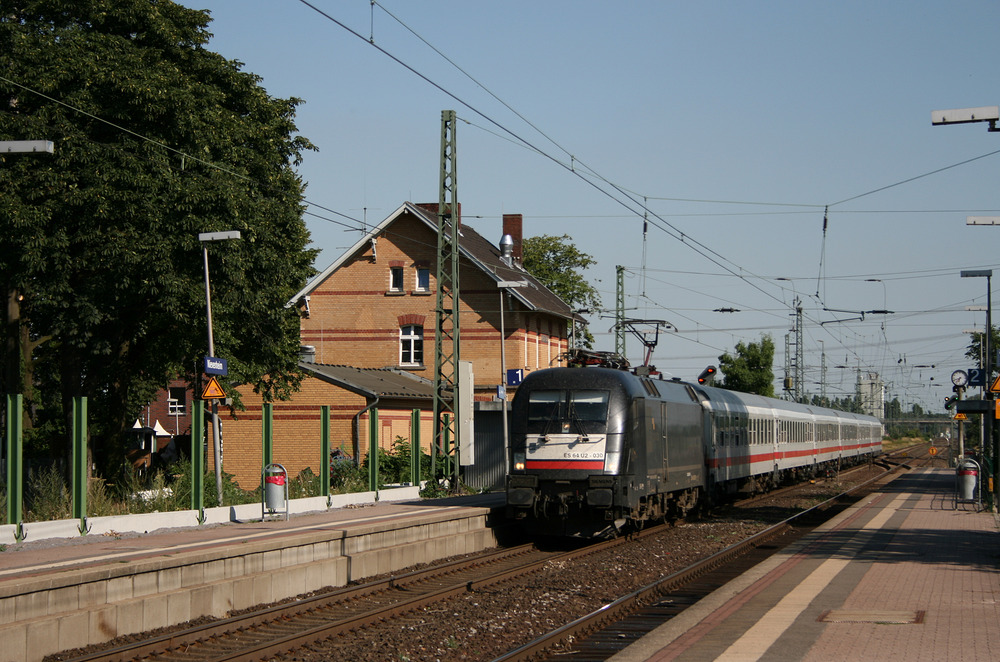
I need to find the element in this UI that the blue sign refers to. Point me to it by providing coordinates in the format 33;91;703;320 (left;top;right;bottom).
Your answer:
507;369;523;386
204;356;228;376
969;367;985;388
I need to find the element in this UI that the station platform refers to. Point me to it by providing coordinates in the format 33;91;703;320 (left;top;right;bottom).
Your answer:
611;467;1000;662
0;492;504;662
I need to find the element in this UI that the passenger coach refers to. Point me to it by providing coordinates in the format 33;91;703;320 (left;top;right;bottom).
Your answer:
506;366;882;537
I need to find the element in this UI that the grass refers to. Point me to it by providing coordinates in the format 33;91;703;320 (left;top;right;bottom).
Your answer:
1;437;464;524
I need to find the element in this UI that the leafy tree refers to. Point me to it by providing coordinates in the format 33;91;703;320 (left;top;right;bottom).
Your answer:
521;234;601;347
884;396;902;420
0;1;316;474
717;334;775;397
965;325;999;380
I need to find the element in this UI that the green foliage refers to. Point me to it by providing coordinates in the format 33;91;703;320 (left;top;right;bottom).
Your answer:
288;467;319;499
522;234;601;348
24;465;71;522
167;461;259;508
330;458;368;494
965;326;999;379
810;393;865;414
375;435;429;485
419;480;452;498
718;334;776;397
87;477;128;517
5;442;449;526
0;1;317;476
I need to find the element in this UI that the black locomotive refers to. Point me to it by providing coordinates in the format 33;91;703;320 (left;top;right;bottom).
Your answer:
505;366;882;537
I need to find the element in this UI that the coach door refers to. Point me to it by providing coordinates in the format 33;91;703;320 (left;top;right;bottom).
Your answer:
641;399;665;492
646;401;670;485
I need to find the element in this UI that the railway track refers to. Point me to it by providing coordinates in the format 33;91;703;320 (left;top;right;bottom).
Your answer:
493;459;908;662
56;527;668;662
55;450;925;662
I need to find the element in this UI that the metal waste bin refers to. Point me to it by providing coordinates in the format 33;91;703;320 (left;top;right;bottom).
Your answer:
956;458;981;510
262;463;288;521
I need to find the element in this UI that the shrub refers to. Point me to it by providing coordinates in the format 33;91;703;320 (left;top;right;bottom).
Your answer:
289;467;320;499
24;465;71;522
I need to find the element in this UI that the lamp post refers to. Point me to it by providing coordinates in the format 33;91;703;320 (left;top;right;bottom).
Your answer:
932;107;1000;506
3;140;53;540
497;279;528;475
3;141;53;397
962;269;994;510
199;230;241;506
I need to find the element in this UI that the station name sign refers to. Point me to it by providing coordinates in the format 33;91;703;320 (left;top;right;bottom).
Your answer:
956;399;993;414
204;356;228;376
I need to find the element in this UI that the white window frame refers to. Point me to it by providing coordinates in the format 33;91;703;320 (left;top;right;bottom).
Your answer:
399;324;424;366
168;387;186;415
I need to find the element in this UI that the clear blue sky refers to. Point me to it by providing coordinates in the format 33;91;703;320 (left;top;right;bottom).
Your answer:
195;0;1000;411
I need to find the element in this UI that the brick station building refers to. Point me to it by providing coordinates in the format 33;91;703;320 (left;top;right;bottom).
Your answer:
147;202;580;488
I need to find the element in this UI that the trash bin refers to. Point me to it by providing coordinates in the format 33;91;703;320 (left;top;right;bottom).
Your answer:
958;459;979;503
262;463;288;521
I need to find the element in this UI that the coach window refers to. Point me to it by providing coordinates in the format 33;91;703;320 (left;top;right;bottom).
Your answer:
399;325;423;366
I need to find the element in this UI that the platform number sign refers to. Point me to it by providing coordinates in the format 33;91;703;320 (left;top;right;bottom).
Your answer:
968;368;986;388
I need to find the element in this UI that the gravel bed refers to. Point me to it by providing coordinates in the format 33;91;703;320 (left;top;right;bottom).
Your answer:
281;466;886;662
47;465;887;662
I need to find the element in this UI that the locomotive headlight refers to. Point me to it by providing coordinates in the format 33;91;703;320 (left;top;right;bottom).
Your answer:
513;452;526;471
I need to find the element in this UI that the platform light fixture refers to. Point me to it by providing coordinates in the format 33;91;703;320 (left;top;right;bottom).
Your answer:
497;278;528;473
961;269;995;510
931;106;1000;130
199;230;241;506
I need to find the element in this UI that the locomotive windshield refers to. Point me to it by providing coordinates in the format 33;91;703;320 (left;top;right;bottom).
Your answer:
526;389;609;434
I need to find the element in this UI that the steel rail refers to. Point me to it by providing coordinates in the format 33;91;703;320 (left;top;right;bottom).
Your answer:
62;526;665;662
492;466;897;662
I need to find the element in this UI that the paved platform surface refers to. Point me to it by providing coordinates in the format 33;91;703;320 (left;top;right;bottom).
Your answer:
0;492;505;581
612;467;1000;662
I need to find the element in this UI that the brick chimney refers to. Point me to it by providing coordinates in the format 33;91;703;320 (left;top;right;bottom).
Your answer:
416;202;461;227
502;214;523;263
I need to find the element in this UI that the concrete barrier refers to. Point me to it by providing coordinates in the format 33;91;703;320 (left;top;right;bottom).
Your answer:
0;485;422;546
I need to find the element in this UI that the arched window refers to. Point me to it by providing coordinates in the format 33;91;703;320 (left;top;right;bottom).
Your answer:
399;325;423;366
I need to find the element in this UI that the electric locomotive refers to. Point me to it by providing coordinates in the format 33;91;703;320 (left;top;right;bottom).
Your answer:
505;365;882;537
505;366;705;537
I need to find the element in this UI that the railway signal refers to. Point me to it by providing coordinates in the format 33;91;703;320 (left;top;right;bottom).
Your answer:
698;366;717;385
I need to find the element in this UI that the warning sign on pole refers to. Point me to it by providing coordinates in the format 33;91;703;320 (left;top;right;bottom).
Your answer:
202;376;226;399
955;412;968;421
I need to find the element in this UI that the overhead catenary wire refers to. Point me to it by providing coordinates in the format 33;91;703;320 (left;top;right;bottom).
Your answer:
6;4;993;405
309;0;1000;386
